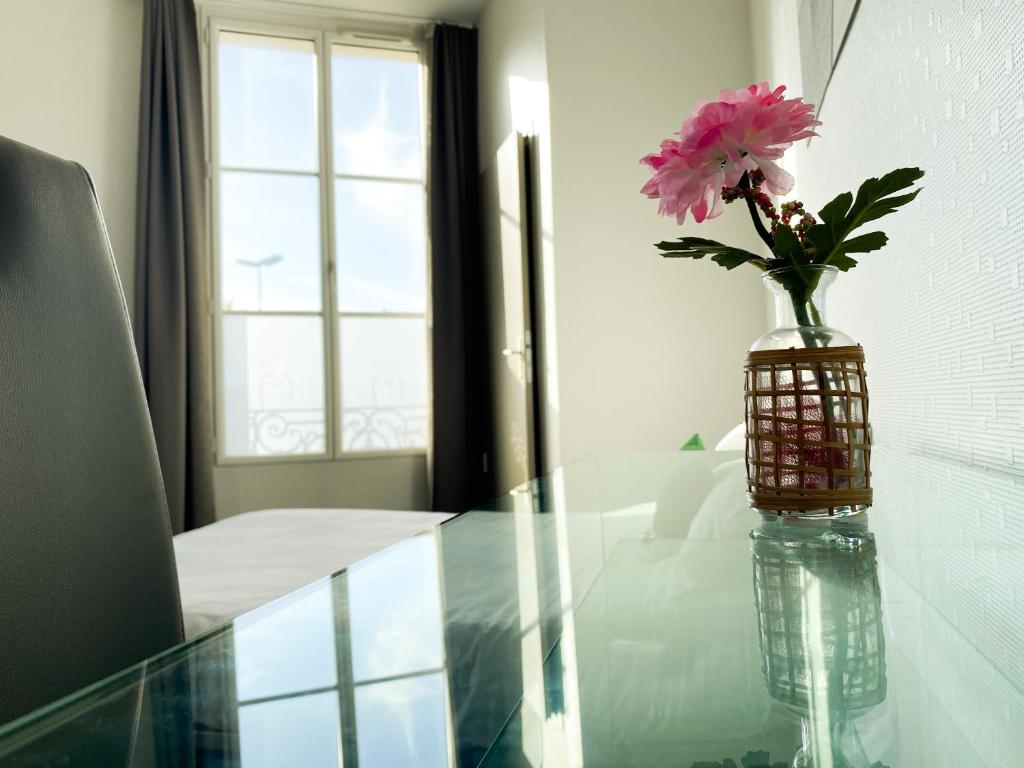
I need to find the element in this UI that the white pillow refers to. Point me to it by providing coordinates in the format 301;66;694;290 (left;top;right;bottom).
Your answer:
714;422;746;451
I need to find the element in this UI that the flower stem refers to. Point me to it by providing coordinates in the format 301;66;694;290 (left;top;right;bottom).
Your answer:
738;171;775;250
790;292;841;490
788;290;816;331
807;299;824;326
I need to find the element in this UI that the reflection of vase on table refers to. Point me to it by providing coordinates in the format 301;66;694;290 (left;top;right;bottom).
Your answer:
750;518;887;768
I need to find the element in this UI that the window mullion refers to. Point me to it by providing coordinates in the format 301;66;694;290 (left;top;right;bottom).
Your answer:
334;172;424;185
319;31;343;460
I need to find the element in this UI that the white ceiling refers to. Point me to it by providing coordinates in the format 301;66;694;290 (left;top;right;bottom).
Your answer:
271;0;489;23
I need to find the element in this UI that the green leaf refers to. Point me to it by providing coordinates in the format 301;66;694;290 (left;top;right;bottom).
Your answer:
818;191;853;236
656;236;723;251
805;190;852;261
856;189;921;226
680;433;705;451
770;225;807;268
813;167;924;268
828;253;859;271
711;252;760;270
802;223;831;259
841;231;888;253
656;237;767;271
851;167;924;216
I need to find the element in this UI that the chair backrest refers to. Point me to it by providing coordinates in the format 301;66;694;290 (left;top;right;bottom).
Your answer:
0;136;183;725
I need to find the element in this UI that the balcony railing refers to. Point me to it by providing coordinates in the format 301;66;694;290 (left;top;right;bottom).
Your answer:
246;406;427;455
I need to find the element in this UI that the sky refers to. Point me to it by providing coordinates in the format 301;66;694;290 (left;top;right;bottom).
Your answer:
217;34;429;456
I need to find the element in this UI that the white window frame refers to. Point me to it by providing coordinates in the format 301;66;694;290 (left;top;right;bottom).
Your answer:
200;6;432;466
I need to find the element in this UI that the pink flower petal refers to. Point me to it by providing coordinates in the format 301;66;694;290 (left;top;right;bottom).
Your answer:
640;83;818;222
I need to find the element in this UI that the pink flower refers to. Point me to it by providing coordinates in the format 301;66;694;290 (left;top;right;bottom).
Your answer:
640;83;820;223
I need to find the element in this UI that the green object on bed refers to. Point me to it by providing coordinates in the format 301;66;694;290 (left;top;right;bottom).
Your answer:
680;433;705;451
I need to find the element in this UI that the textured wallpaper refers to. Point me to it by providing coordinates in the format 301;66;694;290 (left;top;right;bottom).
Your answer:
870;448;1024;764
788;0;1024;475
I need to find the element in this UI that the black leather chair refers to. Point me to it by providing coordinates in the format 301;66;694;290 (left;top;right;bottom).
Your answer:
0;136;183;725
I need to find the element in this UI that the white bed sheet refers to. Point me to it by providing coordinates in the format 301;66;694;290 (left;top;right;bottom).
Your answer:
173;508;453;638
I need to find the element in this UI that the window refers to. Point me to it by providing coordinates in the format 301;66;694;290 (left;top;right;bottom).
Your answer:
211;25;429;461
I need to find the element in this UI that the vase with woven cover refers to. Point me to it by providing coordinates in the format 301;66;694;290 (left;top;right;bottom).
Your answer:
745;265;872;517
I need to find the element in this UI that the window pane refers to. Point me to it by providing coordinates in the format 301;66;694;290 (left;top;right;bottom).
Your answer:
339;317;428;451
349;534;443;682
334;179;426;313
332;46;422;178
222;316;326;457
220;172;322;312
218;32;318;172
355;674;448;768
234;583;338;701
239;693;341;768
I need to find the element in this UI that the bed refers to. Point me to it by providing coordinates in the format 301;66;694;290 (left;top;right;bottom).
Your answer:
173;508;453;637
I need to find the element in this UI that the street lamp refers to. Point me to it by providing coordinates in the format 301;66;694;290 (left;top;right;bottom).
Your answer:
236;253;284;310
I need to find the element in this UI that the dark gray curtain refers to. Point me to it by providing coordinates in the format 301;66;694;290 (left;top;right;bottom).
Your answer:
134;0;215;533
429;25;493;513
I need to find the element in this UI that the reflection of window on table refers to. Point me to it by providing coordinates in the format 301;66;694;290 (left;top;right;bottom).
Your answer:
232;534;451;766
210;25;430;463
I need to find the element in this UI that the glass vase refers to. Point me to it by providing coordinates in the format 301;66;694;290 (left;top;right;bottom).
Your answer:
751;265;853;353
745;265;872;517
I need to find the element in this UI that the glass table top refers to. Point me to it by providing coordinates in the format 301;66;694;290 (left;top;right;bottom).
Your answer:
1;449;1022;767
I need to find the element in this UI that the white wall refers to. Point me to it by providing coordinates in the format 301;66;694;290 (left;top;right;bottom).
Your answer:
477;0;548;166
0;0;142;310
213;454;429;517
540;0;766;465
751;0;1024;475
479;0;768;475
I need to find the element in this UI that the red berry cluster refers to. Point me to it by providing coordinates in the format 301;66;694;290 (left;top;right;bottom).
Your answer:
721;169;818;249
779;201;818;245
721;170;780;224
